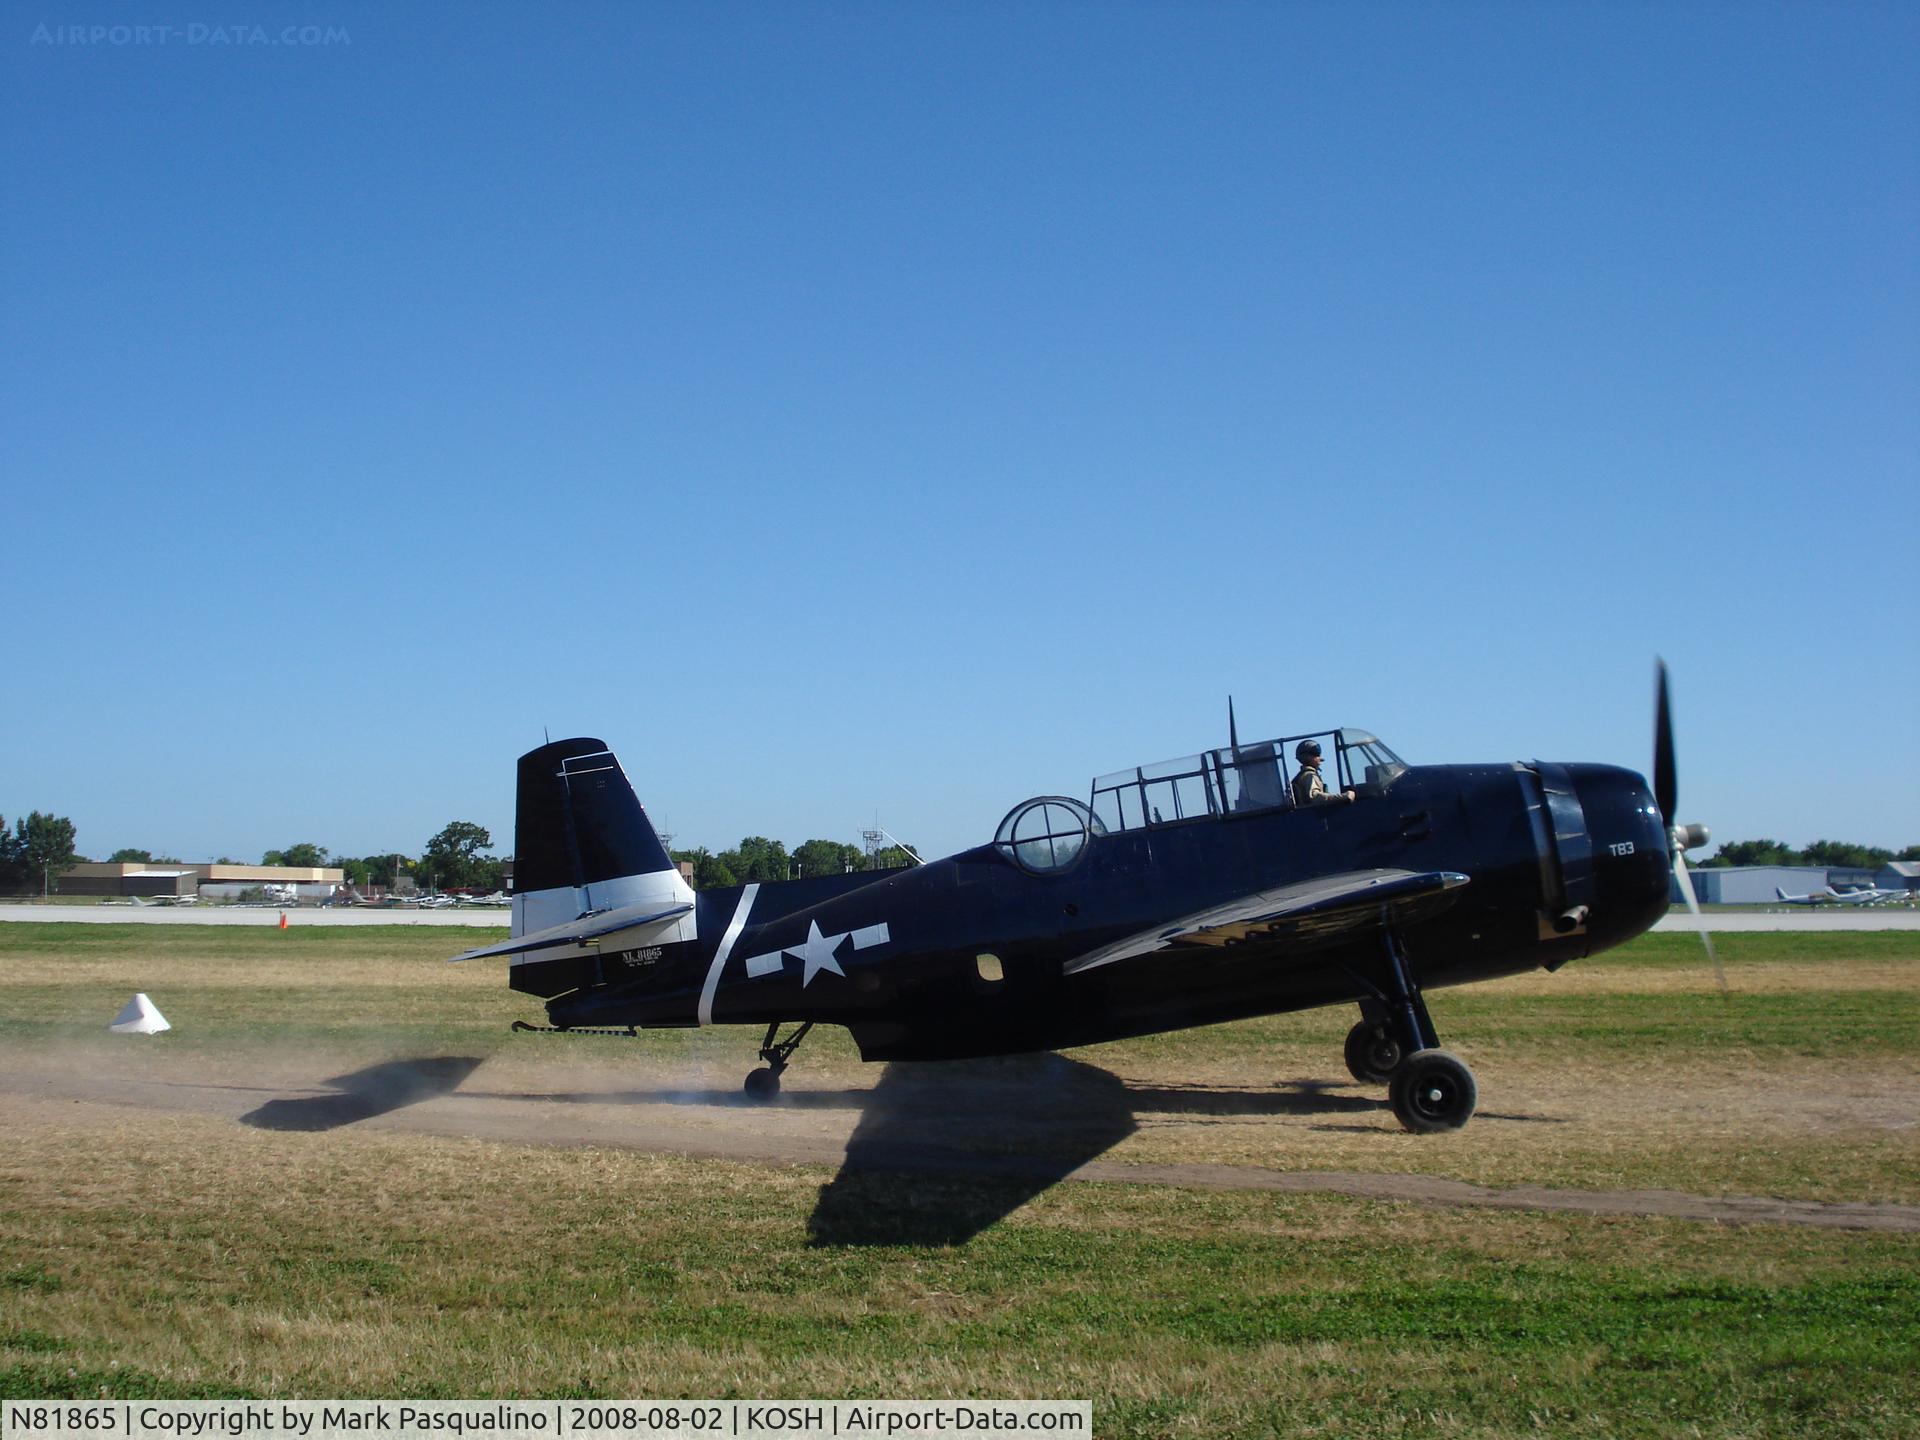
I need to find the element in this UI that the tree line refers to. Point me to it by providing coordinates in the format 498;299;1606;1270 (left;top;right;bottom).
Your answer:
80;831;510;891
2;808;916;895
670;837;919;890
24;802;1907;894
0;814;511;894
0;812;79;892
1699;840;1920;870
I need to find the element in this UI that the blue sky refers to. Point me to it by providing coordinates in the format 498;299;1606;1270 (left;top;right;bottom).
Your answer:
3;2;1915;866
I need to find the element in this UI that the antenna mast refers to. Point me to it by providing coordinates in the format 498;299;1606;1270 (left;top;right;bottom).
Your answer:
862;826;923;867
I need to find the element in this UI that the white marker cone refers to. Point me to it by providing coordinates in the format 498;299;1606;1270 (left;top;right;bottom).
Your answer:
109;993;170;1034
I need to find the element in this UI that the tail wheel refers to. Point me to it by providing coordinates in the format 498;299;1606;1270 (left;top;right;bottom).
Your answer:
1388;1049;1477;1133
743;1067;781;1102
1344;1021;1402;1083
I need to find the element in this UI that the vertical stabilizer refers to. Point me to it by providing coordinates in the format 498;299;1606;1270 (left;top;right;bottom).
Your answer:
511;738;693;937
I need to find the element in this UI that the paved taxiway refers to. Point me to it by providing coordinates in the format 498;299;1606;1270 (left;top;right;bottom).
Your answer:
1650;909;1918;931
0;903;507;926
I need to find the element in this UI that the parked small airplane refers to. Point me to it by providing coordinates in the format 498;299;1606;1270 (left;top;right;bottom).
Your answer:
1829;884;1912;906
1775;884;1888;907
455;665;1713;1133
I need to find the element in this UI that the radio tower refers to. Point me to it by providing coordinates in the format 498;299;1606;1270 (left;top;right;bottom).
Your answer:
862;826;923;867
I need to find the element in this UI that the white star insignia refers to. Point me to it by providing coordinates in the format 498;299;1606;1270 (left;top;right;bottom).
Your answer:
738;920;890;985
790;919;848;988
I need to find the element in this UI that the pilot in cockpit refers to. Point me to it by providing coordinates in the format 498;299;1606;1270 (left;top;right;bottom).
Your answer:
1291;739;1356;806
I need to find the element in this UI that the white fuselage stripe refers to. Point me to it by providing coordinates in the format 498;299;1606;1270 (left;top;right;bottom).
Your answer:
698;884;758;1027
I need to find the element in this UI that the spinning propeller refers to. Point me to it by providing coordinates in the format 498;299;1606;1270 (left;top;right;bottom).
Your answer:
1654;659;1726;996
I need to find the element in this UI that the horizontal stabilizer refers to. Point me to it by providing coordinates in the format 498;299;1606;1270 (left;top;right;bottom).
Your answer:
1064;868;1469;977
451;900;693;962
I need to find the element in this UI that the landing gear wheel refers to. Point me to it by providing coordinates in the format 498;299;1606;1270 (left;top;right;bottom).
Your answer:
1344;1021;1402;1083
1388;1049;1477;1134
750;1019;813;1099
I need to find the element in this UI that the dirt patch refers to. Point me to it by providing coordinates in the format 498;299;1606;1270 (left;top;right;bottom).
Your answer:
4;1048;1916;1233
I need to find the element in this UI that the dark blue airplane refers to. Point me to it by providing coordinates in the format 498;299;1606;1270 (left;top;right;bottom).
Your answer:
455;666;1711;1133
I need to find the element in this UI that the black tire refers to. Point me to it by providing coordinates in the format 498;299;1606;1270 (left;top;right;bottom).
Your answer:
1344;1021;1402;1083
743;1067;781;1102
1388;1049;1477;1134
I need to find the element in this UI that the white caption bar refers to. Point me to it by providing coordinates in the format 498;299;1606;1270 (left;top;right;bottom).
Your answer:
1;1402;1091;1440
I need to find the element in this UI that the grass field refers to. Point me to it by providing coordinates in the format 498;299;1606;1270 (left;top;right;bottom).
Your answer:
2;923;1917;1435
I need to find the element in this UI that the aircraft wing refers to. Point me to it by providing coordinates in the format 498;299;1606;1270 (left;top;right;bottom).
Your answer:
449;900;693;962
1062;869;1470;977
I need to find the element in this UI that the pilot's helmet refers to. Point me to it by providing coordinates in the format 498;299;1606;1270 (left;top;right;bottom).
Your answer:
1294;739;1322;763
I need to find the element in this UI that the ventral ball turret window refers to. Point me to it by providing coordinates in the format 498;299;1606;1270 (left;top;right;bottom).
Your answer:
994;797;1104;875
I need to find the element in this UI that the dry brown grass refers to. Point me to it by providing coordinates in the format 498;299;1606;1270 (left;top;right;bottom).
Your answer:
6;927;1918;1433
4;925;1917;1207
3;1094;1913;1413
5;927;1919;1199
1479;956;1917;995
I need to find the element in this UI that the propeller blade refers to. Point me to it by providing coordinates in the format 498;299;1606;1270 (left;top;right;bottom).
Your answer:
1653;659;1678;825
1672;850;1728;999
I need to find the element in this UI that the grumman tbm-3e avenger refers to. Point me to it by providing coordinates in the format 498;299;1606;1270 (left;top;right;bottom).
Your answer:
455;666;1715;1133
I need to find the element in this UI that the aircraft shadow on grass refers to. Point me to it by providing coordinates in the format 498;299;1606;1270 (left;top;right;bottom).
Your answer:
232;1054;1557;1242
477;1054;1398;1247
487;1064;1385;1121
796;1057;1504;1246
802;1054;1136;1247
239;1056;484;1132
798;1060;1566;1244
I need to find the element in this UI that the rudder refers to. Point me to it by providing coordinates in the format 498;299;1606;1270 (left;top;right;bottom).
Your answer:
512;738;688;937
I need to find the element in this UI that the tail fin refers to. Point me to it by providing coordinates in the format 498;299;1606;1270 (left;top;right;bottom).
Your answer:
512;738;690;936
1775;887;1787;900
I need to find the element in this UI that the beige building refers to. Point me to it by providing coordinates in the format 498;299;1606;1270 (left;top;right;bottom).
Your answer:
55;862;344;900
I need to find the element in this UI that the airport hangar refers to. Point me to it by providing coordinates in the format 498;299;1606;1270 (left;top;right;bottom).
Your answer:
47;861;345;902
1671;863;1917;904
39;860;531;901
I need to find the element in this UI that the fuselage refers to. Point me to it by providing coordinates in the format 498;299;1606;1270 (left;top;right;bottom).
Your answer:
522;759;1671;1062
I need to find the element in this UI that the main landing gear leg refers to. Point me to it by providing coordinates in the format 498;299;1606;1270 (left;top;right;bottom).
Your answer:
1349;934;1478;1134
1379;931;1440;1058
743;1020;813;1102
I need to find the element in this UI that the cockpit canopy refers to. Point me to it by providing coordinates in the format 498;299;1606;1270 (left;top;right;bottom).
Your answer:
994;796;1107;874
1089;728;1407;835
994;729;1406;870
